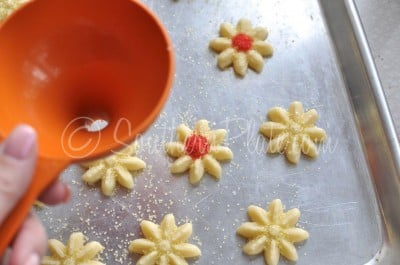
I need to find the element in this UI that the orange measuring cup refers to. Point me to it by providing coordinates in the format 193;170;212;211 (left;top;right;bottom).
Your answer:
0;0;174;254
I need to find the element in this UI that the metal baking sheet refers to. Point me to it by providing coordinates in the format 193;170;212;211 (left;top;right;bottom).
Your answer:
37;0;400;264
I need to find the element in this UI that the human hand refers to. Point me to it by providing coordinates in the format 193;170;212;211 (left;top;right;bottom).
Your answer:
0;125;70;265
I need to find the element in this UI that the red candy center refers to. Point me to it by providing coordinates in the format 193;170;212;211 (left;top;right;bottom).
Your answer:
184;134;210;159
232;33;253;52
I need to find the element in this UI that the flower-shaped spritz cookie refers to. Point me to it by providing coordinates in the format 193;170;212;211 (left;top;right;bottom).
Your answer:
129;214;201;265
81;141;146;196
165;119;233;184
209;18;273;76
41;232;104;265
237;199;309;265
259;101;327;164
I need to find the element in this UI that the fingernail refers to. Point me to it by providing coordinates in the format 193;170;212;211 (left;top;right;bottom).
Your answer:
24;253;40;265
3;125;36;160
64;185;71;203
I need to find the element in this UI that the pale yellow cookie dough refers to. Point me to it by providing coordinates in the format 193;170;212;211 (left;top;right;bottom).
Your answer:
0;0;28;21
41;232;104;265
237;199;309;265
81;141;146;196
33;201;46;209
209;18;273;76
129;213;201;265
165;119;233;184
259;101;327;164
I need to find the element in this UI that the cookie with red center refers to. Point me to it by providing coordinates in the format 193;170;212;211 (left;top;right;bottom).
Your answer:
165;119;233;184
209;18;273;76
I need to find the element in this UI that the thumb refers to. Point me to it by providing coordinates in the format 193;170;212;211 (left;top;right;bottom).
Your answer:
0;125;37;223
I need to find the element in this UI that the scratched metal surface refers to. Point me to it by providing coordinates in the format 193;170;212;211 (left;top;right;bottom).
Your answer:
36;0;397;264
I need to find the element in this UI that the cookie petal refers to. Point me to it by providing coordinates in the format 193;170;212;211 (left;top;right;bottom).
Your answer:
253;40;273;56
247;50;264;72
220;22;236;38
217;48;234;69
233;52;248;76
209;37;232;52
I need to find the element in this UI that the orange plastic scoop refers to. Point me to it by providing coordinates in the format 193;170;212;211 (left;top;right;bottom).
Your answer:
0;0;174;254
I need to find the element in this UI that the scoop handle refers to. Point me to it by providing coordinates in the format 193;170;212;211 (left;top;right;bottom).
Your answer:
0;157;69;256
